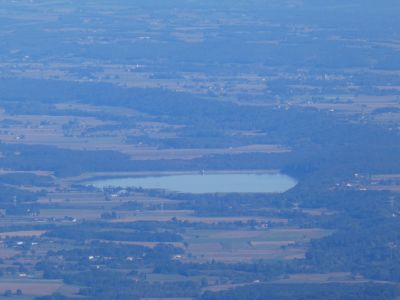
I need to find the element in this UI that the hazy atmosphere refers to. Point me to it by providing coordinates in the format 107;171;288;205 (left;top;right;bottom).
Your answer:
0;1;399;299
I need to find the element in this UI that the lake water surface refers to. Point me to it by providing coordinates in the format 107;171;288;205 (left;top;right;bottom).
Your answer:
88;172;297;194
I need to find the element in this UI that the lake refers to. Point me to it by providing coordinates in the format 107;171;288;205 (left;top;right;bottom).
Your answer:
87;172;297;194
